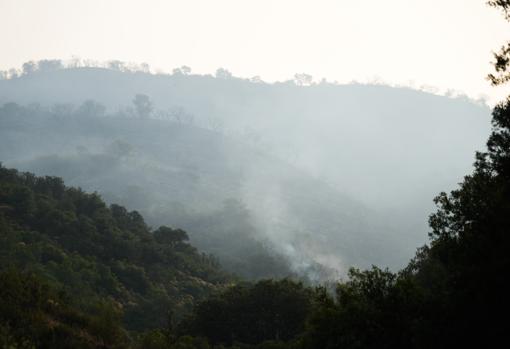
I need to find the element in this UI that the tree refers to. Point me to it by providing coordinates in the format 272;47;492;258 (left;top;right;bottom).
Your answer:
304;267;424;349
140;63;151;73
89;300;128;347
412;4;510;344
153;226;189;245
69;55;82;68
173;66;192;75
22;61;37;75
133;94;154;118
51;103;74;117
8;68;19;79
215;68;232;79
170;106;194;125
0;102;22;116
184;279;312;346
0;164;230;338
294;73;313;86
37;59;63;72
75;100;106;118
107;60;126;71
421;96;510;347
181;66;192;74
488;0;510;84
305;3;510;348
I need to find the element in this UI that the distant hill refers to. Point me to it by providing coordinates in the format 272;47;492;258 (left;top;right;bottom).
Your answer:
0;66;492;277
0;106;380;280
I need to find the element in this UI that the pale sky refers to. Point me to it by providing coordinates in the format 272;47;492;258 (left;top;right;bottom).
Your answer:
1;0;510;103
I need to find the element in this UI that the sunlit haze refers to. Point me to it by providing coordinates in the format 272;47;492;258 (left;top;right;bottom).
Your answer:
1;0;510;103
1;1;510;345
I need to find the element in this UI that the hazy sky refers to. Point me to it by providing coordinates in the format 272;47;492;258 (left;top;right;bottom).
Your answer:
1;0;509;103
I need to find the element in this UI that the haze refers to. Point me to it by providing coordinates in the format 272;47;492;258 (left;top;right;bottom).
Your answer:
1;1;510;346
1;0;510;103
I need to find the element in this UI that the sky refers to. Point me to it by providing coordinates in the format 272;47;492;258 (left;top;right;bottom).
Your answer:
1;0;510;103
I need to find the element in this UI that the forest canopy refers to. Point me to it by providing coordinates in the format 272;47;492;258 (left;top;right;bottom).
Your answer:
1;1;510;348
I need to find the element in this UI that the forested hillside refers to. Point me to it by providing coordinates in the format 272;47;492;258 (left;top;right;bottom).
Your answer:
1;1;508;347
0;0;510;349
0;65;490;278
0;101;400;280
0;64;489;220
0;165;231;341
2;84;508;349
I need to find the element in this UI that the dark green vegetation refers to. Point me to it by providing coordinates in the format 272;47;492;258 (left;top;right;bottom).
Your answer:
0;165;233;346
154;94;510;348
1;1;509;348
1;94;509;347
0;99;398;280
0;50;490;277
0;269;128;348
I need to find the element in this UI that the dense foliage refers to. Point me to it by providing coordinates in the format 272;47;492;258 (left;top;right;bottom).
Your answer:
0;269;128;348
0;102;315;280
1;100;509;348
142;9;510;345
1;77;508;348
2;2;509;348
0;164;231;339
181;279;312;346
174;94;510;349
0;57;490;276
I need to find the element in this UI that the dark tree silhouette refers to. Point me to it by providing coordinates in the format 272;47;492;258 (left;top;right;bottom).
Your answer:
132;93;154;118
488;0;510;84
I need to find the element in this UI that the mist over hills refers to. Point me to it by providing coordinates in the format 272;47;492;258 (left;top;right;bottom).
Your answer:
0;64;491;279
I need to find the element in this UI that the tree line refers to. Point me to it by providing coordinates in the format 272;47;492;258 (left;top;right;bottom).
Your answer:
1;80;509;348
